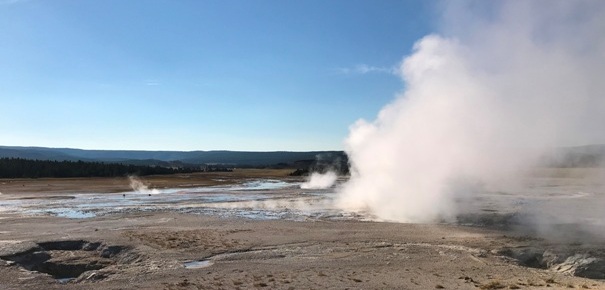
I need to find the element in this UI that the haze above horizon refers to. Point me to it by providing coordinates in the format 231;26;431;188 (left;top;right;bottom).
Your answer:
1;0;434;151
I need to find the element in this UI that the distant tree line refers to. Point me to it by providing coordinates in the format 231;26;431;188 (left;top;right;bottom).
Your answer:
289;156;350;176
539;152;604;168
0;158;203;178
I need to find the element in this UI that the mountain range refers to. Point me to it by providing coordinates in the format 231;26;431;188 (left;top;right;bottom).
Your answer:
1;144;604;168
0;146;346;168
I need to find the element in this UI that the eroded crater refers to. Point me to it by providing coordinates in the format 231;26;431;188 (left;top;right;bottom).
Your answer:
0;240;136;283
497;246;605;279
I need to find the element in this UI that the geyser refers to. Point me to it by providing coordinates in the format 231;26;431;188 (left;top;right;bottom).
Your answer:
301;171;338;189
336;1;605;223
128;176;160;195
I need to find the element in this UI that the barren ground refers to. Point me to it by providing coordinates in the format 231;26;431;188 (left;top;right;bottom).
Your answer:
0;169;604;289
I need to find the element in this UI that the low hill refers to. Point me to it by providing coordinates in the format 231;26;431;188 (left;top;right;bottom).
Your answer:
0;146;346;168
540;144;605;167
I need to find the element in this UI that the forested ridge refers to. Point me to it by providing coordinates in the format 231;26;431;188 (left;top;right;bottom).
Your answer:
0;146;346;167
0;158;201;178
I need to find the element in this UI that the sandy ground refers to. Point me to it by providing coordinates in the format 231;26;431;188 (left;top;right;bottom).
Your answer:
0;169;296;197
1;170;605;289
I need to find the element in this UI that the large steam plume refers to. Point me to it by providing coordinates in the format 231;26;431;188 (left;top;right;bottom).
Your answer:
336;1;605;223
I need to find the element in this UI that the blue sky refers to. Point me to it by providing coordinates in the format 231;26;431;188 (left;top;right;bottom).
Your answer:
1;0;436;151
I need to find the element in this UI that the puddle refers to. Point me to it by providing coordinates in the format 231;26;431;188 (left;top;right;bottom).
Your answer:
57;278;75;284
2;177;603;231
10;178;601;225
202;179;293;192
239;180;291;190
0;179;335;221
0;183;357;222
48;209;96;219
183;260;213;269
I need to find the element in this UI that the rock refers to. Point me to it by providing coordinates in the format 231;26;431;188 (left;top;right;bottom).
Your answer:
100;246;123;258
498;247;547;268
0;241;39;257
555;255;605;279
542;249;567;268
82;242;101;251
74;270;108;283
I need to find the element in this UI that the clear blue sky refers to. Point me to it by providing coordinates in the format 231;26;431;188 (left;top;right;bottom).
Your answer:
1;0;435;151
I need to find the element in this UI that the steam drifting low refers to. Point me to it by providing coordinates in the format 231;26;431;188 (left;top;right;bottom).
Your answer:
301;171;338;189
128;176;160;195
337;1;605;223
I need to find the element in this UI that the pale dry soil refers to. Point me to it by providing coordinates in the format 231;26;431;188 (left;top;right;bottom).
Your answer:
0;169;296;196
0;212;603;290
1;170;605;289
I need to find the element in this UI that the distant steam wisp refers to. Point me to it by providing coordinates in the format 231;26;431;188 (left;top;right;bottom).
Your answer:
300;171;338;189
128;176;160;195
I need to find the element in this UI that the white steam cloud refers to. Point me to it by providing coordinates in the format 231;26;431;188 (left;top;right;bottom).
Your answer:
128;176;160;195
337;1;605;223
300;171;338;189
